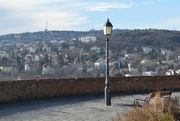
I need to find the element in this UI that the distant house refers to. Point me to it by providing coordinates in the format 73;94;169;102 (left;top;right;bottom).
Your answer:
95;62;105;70
25;54;32;61
125;74;133;77
94;58;105;70
178;56;180;60
0;58;17;73
54;47;62;51
69;46;75;50
50;40;62;45
161;49;173;55
109;61;121;69
24;62;31;71
143;47;152;53
142;71;158;76
78;36;96;43
0;65;17;74
119;58;128;67
39;54;44;59
90;46;101;53
128;63;138;72
0;51;10;58
165;69;178;75
23;44;30;48
0;43;4;47
42;46;51;51
51;54;58;65
25;54;40;62
125;54;134;59
176;69;180;75
29;47;37;53
141;59;153;64
42;64;54;75
42;44;51;51
32;55;40;62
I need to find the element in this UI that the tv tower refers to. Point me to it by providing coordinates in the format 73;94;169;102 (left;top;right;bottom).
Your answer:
44;14;48;42
45;14;48;32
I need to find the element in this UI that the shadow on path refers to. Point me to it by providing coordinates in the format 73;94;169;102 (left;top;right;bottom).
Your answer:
0;94;104;118
0;92;147;118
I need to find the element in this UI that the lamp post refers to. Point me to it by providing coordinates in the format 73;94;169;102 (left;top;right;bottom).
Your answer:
103;18;113;106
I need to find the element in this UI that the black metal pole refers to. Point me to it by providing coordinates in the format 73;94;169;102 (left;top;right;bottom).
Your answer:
105;37;111;106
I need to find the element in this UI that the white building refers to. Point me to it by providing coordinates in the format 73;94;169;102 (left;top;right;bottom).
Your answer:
143;47;152;53
25;62;30;71
42;46;51;51
78;36;97;43
29;47;37;53
176;69;180;75
125;54;134;59
128;63;138;72
69;46;75;50
0;65;16;73
42;44;51;51
0;51;10;58
161;49;173;55
91;46;101;53
32;55;40;62
142;71;158;76
95;58;105;70
141;59;153;64
125;74;133;77
165;69;178;75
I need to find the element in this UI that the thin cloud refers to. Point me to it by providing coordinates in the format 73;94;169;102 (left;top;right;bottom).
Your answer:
142;2;154;6
35;12;88;30
87;2;133;11
0;0;90;34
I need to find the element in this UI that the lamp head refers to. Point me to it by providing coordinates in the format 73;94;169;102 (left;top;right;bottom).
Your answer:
103;18;113;36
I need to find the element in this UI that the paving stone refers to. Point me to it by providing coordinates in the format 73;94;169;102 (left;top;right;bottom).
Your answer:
0;92;179;121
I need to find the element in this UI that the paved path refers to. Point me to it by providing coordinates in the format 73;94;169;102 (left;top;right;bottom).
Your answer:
0;92;179;121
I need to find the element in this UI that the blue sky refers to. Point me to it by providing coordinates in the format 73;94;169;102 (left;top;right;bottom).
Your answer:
0;0;180;35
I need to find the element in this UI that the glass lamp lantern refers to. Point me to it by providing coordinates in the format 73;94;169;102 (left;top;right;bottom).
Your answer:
103;18;113;36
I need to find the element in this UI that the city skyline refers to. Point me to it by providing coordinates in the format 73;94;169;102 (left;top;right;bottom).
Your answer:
0;0;180;35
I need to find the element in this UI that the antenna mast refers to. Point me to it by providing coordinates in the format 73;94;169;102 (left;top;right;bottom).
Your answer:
45;14;48;31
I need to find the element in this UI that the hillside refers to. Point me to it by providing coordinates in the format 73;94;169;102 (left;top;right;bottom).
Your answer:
0;29;180;50
110;29;180;50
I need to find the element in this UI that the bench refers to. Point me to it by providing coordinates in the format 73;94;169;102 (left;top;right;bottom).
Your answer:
133;91;172;108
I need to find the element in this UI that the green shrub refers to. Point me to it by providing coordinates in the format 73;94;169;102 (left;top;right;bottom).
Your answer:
157;114;175;121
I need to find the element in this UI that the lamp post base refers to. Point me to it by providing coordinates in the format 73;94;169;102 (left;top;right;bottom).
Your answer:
105;86;111;106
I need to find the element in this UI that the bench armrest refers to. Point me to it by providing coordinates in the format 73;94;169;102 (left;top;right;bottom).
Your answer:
133;97;149;108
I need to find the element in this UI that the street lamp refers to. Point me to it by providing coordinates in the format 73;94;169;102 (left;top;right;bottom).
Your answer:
103;18;113;106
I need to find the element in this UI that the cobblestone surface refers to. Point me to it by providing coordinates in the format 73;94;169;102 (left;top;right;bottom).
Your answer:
0;92;179;121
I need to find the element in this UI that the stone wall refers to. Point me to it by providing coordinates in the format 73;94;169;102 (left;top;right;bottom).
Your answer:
0;80;37;103
0;76;180;103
